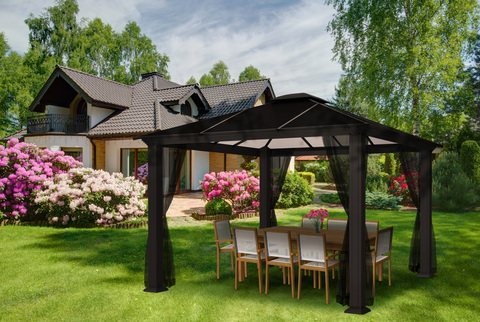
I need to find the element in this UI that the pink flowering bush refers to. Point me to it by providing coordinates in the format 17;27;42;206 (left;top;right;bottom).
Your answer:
388;172;418;206
0;138;82;220
35;168;147;226
200;170;260;214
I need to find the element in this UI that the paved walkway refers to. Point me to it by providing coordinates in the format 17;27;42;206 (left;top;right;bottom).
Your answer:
166;191;205;217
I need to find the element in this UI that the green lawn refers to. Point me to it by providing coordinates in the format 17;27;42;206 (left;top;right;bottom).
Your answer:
1;209;479;321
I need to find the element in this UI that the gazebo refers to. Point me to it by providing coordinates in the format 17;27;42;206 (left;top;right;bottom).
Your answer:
138;93;440;314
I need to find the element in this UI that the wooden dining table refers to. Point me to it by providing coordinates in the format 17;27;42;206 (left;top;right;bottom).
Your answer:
257;226;376;251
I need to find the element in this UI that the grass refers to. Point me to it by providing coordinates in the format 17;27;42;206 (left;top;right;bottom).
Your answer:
1;209;479;321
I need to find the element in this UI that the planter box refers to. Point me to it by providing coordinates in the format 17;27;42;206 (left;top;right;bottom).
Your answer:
191;211;258;221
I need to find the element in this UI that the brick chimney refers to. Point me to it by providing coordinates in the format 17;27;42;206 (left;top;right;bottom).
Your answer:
141;72;164;79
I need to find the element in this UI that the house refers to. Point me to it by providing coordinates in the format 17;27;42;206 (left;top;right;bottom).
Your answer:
18;65;275;191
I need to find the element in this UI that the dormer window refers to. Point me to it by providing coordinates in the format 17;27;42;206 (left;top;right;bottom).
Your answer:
181;101;192;116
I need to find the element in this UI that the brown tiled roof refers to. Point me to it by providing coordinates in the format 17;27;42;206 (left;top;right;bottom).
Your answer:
88;78;198;136
59;66;133;108
199;79;272;118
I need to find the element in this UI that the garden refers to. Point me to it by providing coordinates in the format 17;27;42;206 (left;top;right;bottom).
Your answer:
2;136;480;320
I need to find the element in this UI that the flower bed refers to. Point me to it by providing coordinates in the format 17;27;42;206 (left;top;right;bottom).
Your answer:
191;211;258;221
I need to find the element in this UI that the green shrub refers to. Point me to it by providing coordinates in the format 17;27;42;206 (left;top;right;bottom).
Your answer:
304;162;328;182
460;140;480;184
365;192;402;210
251;170;260;178
276;173;315;208
366;173;389;193
383;153;396;175
433;151;479;213
297;172;315;185
205;199;233;216
321;193;341;204
240;162;257;171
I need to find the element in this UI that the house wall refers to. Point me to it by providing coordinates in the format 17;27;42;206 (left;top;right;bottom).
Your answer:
209;152;243;173
91;139;106;170
46;105;70;114
254;93;266;107
89;106;115;128
105;138;148;173
24;135;93;168
191;150;209;190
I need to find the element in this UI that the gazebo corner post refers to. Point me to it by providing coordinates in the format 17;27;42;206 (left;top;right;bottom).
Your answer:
144;143;168;292
417;148;435;278
259;146;271;229
345;133;371;315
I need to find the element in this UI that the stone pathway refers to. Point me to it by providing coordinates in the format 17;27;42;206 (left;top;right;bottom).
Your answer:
166;191;205;217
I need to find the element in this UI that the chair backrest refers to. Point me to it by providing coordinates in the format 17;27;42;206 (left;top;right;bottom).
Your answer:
214;219;232;241
297;233;326;263
264;231;291;259
327;218;348;230
365;220;379;234
302;217;323;230
232;227;259;256
375;226;393;256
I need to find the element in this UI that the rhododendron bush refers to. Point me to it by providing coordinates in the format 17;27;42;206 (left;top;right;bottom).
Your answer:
0;138;82;219
388;172;418;206
35;168;146;226
200;170;259;214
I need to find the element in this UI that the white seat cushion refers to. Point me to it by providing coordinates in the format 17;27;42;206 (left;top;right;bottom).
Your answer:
303;259;339;268
221;244;234;250
269;255;298;264
240;253;266;260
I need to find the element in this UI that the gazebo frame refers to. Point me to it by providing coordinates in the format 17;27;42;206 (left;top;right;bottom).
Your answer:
138;93;440;314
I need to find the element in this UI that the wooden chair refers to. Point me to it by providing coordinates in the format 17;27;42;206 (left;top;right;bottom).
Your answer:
264;230;299;299
367;226;393;296
213;219;235;279
326;218;348;230
302;217;323;230
232;227;266;293
297;232;339;304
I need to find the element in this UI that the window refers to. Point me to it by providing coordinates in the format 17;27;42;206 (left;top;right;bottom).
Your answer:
121;149;148;180
181;101;192;116
62;147;83;162
121;148;191;191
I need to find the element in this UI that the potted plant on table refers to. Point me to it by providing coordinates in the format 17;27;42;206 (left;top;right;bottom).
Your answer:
304;209;329;233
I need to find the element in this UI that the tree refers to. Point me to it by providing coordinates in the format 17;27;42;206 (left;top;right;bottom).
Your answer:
24;0;169;85
0;33;33;136
239;65;265;82
199;60;231;86
185;76;197;85
327;0;479;137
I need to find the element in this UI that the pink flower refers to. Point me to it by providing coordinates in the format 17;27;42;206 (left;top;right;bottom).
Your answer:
103;196;112;202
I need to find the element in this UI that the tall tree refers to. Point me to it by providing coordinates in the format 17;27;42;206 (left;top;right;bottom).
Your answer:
185;76;197;85
24;0;169;85
199;60;231;86
239;65;265;82
327;0;479;137
0;33;33;136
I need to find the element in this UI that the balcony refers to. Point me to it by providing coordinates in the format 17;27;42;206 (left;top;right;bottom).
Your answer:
27;114;90;135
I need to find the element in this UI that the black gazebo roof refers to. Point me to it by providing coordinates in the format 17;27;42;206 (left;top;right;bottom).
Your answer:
139;93;441;156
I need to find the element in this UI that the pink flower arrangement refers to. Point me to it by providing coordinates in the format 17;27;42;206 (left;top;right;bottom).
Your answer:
0;138;82;219
200;170;259;214
303;209;329;232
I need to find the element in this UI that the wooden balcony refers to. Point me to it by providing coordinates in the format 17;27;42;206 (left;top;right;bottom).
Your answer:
27;114;90;134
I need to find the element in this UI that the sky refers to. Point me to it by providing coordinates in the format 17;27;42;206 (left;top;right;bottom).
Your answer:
0;0;343;99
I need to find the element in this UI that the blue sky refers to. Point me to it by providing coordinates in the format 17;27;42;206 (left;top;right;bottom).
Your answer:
0;0;342;98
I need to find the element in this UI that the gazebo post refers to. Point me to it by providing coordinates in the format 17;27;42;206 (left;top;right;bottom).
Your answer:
144;143;168;292
259;146;271;229
345;133;370;314
417;148;435;278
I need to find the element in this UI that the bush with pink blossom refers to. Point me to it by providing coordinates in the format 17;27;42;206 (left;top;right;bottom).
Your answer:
34;168;147;226
200;170;259;214
0;138;82;220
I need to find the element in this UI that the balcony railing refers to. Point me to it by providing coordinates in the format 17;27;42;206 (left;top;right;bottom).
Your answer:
27;114;90;134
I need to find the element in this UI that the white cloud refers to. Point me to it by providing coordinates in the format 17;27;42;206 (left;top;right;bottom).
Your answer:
0;0;342;99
